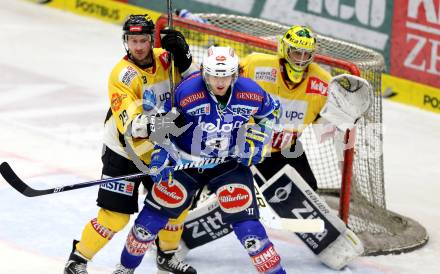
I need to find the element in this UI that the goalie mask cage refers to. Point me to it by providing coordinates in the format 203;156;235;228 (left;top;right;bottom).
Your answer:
155;14;428;256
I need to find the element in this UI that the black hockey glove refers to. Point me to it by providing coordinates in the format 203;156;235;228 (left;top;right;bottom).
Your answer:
160;28;192;73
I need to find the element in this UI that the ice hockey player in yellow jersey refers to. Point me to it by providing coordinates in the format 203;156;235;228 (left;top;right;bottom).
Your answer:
240;25;331;182
241;25;367;270
64;14;197;274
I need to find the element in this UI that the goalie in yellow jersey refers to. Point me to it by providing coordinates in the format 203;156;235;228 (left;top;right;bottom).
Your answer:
241;25;331;190
64;15;197;274
180;25;371;270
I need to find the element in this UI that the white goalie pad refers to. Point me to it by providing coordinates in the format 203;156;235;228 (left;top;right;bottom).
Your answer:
256;165;364;270
319;74;372;131
318;228;364;270
181;164;364;269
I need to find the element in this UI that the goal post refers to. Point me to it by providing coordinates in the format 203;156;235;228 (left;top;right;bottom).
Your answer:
155;14;428;256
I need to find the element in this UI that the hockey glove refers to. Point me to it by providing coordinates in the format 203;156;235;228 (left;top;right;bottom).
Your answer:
131;108;189;145
149;145;174;184
237;124;272;166
319;74;372;131
160;28;192;74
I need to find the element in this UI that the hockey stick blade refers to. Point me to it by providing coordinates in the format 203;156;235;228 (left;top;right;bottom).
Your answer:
280;218;325;233
0;157;229;197
0;162;40;197
0;162;148;197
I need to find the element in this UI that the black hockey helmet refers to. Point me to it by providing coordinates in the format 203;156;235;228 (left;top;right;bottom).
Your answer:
122;14;155;37
122;15;155;66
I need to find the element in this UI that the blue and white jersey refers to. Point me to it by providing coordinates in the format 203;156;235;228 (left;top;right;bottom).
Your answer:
165;72;280;159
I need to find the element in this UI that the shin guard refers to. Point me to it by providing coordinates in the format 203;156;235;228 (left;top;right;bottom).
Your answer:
120;206;169;269
158;208;189;251
76;208;129;259
233;219;286;274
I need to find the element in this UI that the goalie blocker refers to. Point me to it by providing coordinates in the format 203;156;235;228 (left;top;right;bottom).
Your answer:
181;165;364;270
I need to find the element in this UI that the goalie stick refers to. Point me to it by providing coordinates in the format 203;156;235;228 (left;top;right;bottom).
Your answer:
253;178;324;233
255;165;364;269
182;191;324;247
180;180;324;251
279;218;324;233
0;157;228;197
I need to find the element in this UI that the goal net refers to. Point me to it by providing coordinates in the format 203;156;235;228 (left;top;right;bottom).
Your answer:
155;14;428;255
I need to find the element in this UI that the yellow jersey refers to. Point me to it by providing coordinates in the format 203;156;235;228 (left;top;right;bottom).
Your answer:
240;52;331;150
104;48;180;163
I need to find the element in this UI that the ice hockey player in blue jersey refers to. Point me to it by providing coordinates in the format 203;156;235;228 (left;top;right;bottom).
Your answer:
112;46;286;274
170;53;279;160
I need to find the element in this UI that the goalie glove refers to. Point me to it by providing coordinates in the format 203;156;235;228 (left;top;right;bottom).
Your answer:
319;74;372;131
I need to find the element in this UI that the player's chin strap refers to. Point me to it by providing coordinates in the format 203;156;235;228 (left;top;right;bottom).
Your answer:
253;165;364;270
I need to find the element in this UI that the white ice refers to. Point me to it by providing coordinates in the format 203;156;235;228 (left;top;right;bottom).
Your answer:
0;1;439;274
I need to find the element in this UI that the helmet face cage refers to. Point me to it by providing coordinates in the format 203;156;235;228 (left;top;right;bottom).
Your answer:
202;46;239;92
278;25;316;83
285;43;314;70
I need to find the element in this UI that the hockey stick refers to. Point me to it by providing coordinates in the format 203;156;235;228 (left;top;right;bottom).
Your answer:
166;0;175;108
279;218;324;233
253;180;324;233
0;157;228;197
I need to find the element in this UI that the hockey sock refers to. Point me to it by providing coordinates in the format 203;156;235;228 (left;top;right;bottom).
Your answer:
120;206;169;269
76;208;129;259
158;207;189;251
232;220;286;274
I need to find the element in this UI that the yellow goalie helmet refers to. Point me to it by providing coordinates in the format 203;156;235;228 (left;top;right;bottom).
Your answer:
278;25;316;83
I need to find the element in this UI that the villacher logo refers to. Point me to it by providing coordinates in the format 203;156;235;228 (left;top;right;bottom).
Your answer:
152;180;187;208
217;184;253;214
